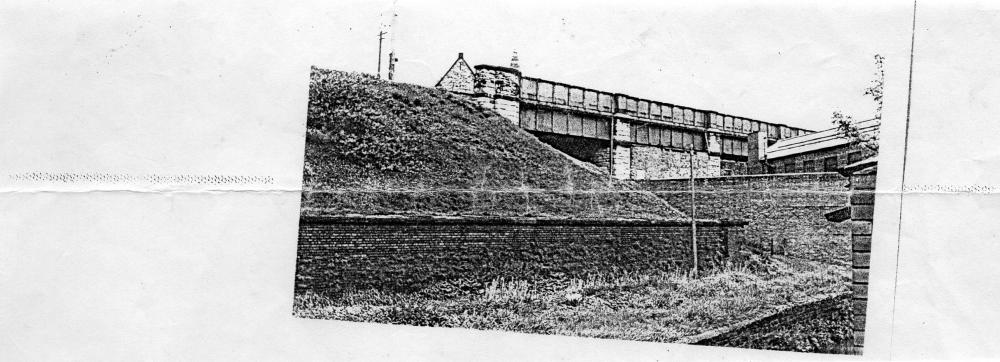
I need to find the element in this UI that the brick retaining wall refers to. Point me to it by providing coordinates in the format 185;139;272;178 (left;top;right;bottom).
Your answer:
628;145;721;179
692;292;854;353
848;168;876;352
296;216;746;296
640;173;851;264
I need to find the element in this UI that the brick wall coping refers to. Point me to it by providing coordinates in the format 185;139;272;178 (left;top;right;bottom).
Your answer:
636;172;848;191
639;171;844;183
300;215;748;227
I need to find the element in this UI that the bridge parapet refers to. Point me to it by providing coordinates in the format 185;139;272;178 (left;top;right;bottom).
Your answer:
519;76;811;141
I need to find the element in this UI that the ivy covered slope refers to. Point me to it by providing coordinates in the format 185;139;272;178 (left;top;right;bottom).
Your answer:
302;67;685;220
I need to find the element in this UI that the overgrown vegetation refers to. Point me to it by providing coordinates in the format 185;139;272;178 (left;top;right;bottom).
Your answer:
293;256;848;347
698;296;855;354
303;67;684;219
305;67;611;190
832;54;883;153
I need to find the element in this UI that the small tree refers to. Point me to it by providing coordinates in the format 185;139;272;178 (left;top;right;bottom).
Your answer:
832;54;883;153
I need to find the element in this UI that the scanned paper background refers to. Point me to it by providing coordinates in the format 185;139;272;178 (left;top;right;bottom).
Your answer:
2;0;998;360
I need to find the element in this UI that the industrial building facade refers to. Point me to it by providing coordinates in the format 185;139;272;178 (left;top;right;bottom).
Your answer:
748;119;879;175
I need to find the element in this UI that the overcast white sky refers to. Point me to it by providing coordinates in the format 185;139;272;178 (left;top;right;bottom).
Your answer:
0;0;913;174
312;0;913;131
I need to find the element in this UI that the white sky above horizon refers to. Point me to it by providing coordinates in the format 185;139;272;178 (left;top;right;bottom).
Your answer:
0;0;915;175
308;0;912;132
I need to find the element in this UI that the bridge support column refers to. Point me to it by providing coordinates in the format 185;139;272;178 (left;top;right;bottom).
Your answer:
612;145;631;180
472;65;522;125
474;96;520;124
611;118;632;180
747;131;769;174
707;133;722;155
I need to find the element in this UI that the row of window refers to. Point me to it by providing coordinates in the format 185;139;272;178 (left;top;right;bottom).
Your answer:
519;108;611;140
775;151;865;173
628;124;707;151
721;160;748;176
720;137;750;157
799;157;840;173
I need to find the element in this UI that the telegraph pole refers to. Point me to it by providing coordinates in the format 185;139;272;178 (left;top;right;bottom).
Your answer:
376;30;386;79
386;1;399;81
387;51;397;81
609;117;615;184
690;147;699;278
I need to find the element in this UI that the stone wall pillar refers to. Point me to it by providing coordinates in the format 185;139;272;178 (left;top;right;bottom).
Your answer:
473;97;519;124
849;168;876;353
613;119;631;141
611;119;632;180
612;145;631;180
473;65;522;125
746;131;769;174
707;133;722;155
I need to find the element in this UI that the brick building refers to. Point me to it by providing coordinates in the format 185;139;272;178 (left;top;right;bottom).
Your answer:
747;119;879;174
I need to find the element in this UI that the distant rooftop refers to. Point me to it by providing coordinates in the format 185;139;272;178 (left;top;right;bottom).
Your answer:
765;119;879;159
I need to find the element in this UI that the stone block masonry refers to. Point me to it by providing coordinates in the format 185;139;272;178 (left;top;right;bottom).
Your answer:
630;145;721;179
472;65;522;123
296;216;746;296
613;119;631;141
641;173;851;265
474;97;519;124
613;145;631;180
473;65;520;99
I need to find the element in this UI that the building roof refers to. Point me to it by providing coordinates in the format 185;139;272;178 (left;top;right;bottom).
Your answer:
434;52;474;89
765;118;879;160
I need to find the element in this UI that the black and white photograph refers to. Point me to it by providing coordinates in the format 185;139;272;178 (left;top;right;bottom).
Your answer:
293;1;898;354
9;1;1000;360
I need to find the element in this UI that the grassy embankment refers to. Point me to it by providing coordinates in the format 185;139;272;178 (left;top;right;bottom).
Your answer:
302;67;685;220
